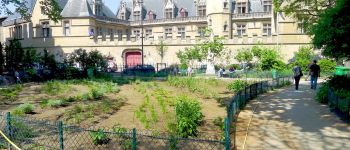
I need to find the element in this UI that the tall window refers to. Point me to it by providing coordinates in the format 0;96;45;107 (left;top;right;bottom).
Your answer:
109;28;114;41
164;27;172;39
165;8;173;19
178;27;186;39
117;30;123;41
198;26;206;37
133;29;141;40
42;22;50;37
126;29;130;41
97;27;102;36
263;23;272;36
40;6;45;15
63;21;70;36
134;11;141;21
263;0;272;12
15;25;22;39
237;24;246;37
145;29;152;40
120;12;126;20
237;2;246;14
224;0;228;9
198;5;206;16
224;22;228;32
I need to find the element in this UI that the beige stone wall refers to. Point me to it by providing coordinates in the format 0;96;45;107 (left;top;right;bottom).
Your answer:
1;0;313;66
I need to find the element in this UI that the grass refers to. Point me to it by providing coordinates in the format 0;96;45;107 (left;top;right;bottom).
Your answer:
41;80;71;95
12;103;35;116
40;99;68;108
0;84;23;101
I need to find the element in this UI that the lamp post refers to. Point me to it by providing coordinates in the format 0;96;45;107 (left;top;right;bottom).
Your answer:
138;0;144;66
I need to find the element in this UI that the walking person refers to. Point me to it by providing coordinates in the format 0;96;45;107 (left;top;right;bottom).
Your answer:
306;61;313;81
14;69;22;84
292;63;303;90
309;60;321;89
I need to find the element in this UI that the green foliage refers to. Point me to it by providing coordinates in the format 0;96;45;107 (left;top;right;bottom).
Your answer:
157;40;168;63
68;49;107;72
113;124;132;149
41;80;70;95
0;84;22;101
12;103;35;116
213;117;224;130
290;46;315;72
4;40;24;70
250;45;285;71
90;129;110;145
11;119;37;140
39;0;63;23
0;42;4;73
40;99;67;108
311;0;350;60
316;82;330;103
227;80;249;92
318;59;336;73
234;48;253;66
175;96;203;137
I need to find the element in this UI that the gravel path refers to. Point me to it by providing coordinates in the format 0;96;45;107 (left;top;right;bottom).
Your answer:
237;81;350;150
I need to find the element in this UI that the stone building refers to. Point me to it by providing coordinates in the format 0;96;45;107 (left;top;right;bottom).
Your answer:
1;0;310;67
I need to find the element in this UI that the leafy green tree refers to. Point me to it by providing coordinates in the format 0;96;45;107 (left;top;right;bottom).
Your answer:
0;0;62;22
290;46;315;71
234;48;253;69
23;48;41;67
318;58;336;73
311;0;350;60
68;49;107;72
250;45;285;71
42;48;57;71
5;40;24;70
156;40;168;63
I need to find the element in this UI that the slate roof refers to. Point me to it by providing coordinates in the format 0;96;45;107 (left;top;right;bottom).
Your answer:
61;0;94;17
117;0;198;21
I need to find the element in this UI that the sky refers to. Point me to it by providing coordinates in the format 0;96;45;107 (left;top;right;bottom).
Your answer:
2;0;121;16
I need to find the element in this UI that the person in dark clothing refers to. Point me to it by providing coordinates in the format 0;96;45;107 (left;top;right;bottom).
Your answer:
292;63;303;90
309;60;321;89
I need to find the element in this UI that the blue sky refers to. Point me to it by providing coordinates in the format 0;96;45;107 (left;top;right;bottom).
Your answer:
4;0;121;15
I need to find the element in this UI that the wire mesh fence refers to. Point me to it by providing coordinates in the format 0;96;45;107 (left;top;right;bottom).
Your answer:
224;75;293;149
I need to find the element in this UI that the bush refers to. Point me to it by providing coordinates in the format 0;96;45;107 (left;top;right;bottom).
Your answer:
316;82;330;103
318;58;336;73
227;80;249;92
90;129;110;145
40;99;67;108
175;96;203;137
12;103;35;116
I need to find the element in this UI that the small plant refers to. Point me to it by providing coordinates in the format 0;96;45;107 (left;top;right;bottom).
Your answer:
90;129;110;145
12;103;35;116
227;80;249;92
213;117;224;130
40;99;67;108
0;84;23;101
175;96;204;138
41;80;70;95
90;89;103;100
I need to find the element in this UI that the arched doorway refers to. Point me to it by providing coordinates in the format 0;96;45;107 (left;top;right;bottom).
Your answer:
124;51;142;67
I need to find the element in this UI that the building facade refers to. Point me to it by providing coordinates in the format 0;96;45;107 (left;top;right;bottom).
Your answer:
1;0;311;67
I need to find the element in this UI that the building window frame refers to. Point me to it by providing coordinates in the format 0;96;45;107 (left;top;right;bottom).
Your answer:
164;27;172;39
145;29;152;40
263;0;272;12
133;29;141;40
198;5;206;17
41;21;50;38
236;2;247;14
262;23;272;36
178;27;186;39
117;30;123;41
198;26;206;37
134;11;141;21
165;8;173;19
236;24;246;37
63;20;70;36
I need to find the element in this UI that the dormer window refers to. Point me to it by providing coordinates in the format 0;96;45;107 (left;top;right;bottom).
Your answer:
165;8;173;19
198;5;206;17
134;11;141;21
180;8;188;18
120;12;126;20
148;11;156;20
237;2;247;14
263;0;272;12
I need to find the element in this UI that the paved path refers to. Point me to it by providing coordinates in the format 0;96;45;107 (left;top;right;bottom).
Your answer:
236;81;350;150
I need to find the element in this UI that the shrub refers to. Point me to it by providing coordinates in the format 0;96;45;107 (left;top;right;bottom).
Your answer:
12;103;35;116
316;82;330;103
175;96;203;137
41;80;70;95
0;84;23;101
213;117;224;130
318;58;336;73
227;80;249;92
90;129;110;145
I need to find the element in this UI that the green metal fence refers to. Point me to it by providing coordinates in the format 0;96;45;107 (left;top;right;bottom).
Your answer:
328;89;350;116
224;76;293;149
0;112;226;150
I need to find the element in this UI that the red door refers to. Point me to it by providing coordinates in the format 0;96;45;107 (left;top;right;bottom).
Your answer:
125;52;141;67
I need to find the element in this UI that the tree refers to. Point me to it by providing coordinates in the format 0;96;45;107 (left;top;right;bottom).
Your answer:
68;49;107;72
273;0;336;33
290;46;315;71
234;48;253;69
0;0;62;22
5;40;24;70
310;0;350;60
156;40;168;63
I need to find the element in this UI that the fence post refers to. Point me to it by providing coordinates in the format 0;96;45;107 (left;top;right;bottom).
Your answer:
58;121;64;150
5;112;12;149
224;118;231;150
132;128;137;150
